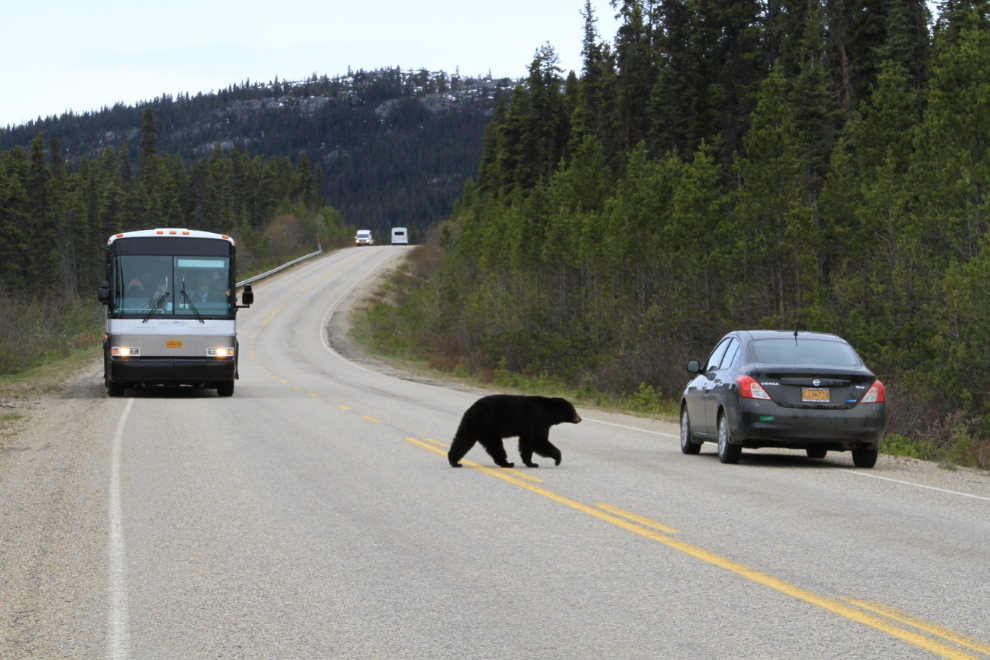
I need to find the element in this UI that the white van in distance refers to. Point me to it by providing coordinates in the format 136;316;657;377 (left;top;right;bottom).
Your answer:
355;230;374;246
391;227;408;245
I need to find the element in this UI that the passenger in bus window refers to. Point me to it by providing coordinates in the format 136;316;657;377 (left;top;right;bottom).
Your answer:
148;278;169;309
125;278;145;298
196;279;212;303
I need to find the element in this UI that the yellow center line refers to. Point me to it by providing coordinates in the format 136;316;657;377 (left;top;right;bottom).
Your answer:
595;503;681;534
279;380;287;384
308;393;318;397
398;437;979;660
362;416;379;423
843;597;990;656
261;254;363;326
293;386;302;390
504;469;543;483
418;438;543;482
336;405;351;410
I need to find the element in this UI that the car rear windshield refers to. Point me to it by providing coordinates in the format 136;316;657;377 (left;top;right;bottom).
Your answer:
750;339;861;366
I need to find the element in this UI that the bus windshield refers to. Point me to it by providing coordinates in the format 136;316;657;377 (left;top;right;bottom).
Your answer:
113;255;231;317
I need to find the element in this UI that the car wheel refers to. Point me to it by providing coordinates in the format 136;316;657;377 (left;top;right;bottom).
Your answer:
107;380;125;398
806;448;828;459
717;413;742;464
216;380;235;397
851;447;878;468
680;407;701;455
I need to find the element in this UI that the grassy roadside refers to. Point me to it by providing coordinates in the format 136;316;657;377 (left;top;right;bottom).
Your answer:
351;258;990;472
347;264;680;422
0;345;103;448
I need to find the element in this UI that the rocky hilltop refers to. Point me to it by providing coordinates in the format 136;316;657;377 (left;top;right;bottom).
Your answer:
1;68;519;232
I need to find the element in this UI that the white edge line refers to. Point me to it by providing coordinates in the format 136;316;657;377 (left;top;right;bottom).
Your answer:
319;249;404;373
108;397;135;660
589;418;990;503
837;469;990;503
583;416;680;439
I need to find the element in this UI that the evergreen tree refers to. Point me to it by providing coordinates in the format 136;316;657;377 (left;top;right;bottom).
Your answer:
138;107;159;186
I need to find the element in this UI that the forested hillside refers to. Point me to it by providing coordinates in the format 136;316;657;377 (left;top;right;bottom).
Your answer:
0;106;347;375
1;68;516;233
366;0;990;468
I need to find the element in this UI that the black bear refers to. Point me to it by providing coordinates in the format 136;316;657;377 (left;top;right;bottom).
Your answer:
447;395;582;468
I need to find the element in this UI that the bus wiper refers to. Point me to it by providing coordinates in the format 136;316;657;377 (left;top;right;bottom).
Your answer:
142;292;169;323
180;280;205;324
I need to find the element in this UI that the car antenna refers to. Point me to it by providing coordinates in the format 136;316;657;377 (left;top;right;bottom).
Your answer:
794;328;799;344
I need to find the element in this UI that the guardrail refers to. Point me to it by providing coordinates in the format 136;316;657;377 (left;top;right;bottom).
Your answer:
235;248;323;288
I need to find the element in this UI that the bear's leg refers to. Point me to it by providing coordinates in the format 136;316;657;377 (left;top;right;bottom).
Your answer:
518;434;539;468
478;434;514;468
533;431;562;466
447;432;476;468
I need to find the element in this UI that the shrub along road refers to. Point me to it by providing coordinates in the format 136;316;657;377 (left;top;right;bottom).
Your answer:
1;246;989;659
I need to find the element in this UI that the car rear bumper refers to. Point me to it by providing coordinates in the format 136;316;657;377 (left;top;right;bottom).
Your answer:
729;399;886;450
107;356;235;385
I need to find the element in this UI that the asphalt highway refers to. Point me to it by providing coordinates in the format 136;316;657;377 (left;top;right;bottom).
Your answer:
3;245;989;659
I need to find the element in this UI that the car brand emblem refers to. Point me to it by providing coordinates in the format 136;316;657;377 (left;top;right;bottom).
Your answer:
813;379;821;386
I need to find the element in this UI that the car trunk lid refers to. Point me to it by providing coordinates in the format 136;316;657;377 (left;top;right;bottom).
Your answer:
753;365;876;410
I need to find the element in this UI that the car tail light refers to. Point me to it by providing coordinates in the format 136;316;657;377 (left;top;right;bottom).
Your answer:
861;380;886;403
737;375;772;400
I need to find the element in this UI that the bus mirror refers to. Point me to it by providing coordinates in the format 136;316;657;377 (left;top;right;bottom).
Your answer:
241;284;253;306
98;281;111;304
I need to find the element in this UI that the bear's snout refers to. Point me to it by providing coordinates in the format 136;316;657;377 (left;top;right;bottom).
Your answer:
573;414;582;423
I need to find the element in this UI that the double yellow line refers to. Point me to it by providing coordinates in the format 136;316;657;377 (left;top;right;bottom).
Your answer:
402;437;989;660
259;253;364;327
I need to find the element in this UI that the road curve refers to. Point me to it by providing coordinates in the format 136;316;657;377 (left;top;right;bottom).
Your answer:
3;245;990;659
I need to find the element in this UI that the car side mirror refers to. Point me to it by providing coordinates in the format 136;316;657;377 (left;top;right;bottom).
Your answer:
240;284;253;306
98;281;111;304
686;360;700;374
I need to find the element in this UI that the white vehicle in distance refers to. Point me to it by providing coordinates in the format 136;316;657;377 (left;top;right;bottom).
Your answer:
355;229;374;246
391;227;409;245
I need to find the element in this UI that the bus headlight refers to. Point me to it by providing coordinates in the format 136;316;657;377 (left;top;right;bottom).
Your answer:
208;347;234;357
111;347;140;357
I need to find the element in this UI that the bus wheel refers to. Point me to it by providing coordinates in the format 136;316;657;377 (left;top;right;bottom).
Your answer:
216;380;235;397
107;380;125;397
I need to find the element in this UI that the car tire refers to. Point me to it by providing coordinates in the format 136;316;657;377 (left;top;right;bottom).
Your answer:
717;413;742;464
107;380;125;398
806;448;828;459
216;380;235;397
680;407;701;455
851;447;878;468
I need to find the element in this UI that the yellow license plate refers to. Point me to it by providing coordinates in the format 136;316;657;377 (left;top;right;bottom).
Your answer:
166;340;183;349
802;388;829;402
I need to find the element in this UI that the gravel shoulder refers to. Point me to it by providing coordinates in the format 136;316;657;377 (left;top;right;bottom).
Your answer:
0;361;116;658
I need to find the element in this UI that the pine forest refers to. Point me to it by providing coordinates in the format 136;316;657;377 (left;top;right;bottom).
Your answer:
364;0;990;467
0;68;513;375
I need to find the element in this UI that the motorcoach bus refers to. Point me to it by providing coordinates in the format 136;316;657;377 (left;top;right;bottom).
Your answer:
97;229;254;397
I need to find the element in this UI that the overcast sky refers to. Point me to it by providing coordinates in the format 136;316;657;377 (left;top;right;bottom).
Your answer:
0;0;623;128
2;1;943;130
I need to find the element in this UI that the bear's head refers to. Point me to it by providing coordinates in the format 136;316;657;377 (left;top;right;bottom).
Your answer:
548;397;582;425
